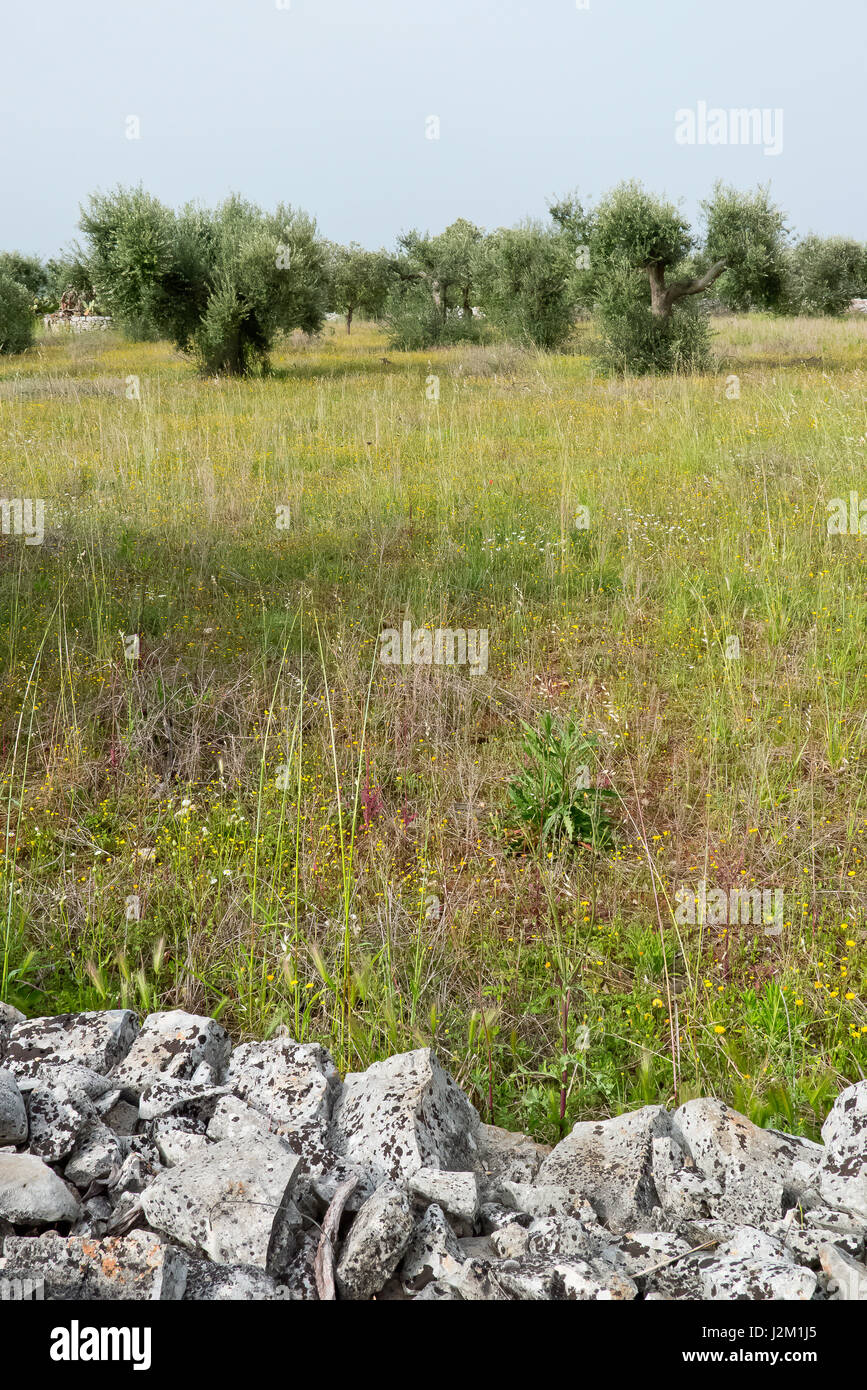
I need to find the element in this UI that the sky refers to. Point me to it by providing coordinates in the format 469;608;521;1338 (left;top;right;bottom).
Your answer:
2;0;865;258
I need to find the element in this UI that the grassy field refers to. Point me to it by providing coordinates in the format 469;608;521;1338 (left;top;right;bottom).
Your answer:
1;312;866;1142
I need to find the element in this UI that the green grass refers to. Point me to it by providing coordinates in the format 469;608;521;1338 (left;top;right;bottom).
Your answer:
1;312;866;1142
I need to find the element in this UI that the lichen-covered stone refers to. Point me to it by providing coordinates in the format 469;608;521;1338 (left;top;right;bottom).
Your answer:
0;1153;81;1225
330;1049;480;1194
0;1069;27;1146
0;1230;186;1299
111;1011;231;1100
3;1011;138;1081
408;1167;479;1225
225;1038;340;1147
537;1105;671;1233
400;1202;464;1292
475;1122;550;1184
140;1132;301;1267
335;1181;415;1299
819;1081;867;1220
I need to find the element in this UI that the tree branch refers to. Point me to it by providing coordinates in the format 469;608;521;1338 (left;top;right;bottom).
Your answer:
665;258;728;304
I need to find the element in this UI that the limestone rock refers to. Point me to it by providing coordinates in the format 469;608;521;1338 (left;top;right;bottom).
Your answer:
819;1242;867;1299
537;1105;671;1232
111;1011;231;1100
27;1083;97;1164
2;1011;138;1081
138;1078;229;1122
668;1099;823;1227
400;1202;464;1292
330;1049;480;1194
0;1069;27;1146
182;1259;289;1300
64;1123;123;1189
408;1167;479;1225
475;1122;550;1183
0;1153;81;1225
494;1256;638;1301
225;1038;340;1148
151;1117;211;1167
819;1081;867;1220
140;1132;301;1267
206;1095;272;1144
0;1230;186;1299
335;1182;415;1300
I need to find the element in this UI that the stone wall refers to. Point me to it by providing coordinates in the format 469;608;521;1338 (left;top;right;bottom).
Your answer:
0;1003;865;1301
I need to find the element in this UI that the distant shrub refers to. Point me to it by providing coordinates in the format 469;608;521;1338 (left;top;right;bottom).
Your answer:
475;224;574;350
701;182;788;311
0;273;35;354
0;253;49;301
328;244;392;333
385;280;481;350
44;249;102;315
385;220;485;349
783;236;867;316
79;187;328;373
595;258;711;374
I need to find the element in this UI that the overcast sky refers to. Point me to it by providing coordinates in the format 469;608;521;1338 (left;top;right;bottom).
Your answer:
3;0;865;258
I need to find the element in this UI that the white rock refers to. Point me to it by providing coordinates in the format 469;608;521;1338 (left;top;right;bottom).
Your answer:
138;1078;229;1121
498;1181;589;1222
490;1221;531;1259
408;1167;479;1225
819;1081;867;1219
0;1152;81;1225
696;1255;817;1300
3;1010;138;1081
537;1105;671;1232
111;1011;231;1100
0;1230;186;1299
0;1069;27;1146
151;1117;212;1167
475;1122;550;1183
336;1182;415;1299
206;1095;273;1143
400;1202;464;1292
330;1049;480;1193
27;1084;97;1163
225;1038;340;1146
64;1122;123;1188
141;1132;301;1267
668;1099;823;1226
183;1260;289;1301
819;1242;867;1299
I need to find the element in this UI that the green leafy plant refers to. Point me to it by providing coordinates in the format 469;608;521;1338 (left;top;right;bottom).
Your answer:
506;714;616;851
0;273;35;355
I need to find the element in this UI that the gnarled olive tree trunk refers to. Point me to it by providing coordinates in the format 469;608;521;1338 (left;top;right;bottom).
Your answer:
646;258;727;319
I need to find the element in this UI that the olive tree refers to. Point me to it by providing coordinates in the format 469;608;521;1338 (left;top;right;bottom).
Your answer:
386;218;484;348
80;186;327;372
701;182;788;311
0;273;34;354
329;244;392;333
783;235;867;315
474;222;574;349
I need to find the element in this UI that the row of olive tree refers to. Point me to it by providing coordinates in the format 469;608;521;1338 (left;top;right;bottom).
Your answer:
1;183;865;367
335;181;866;370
